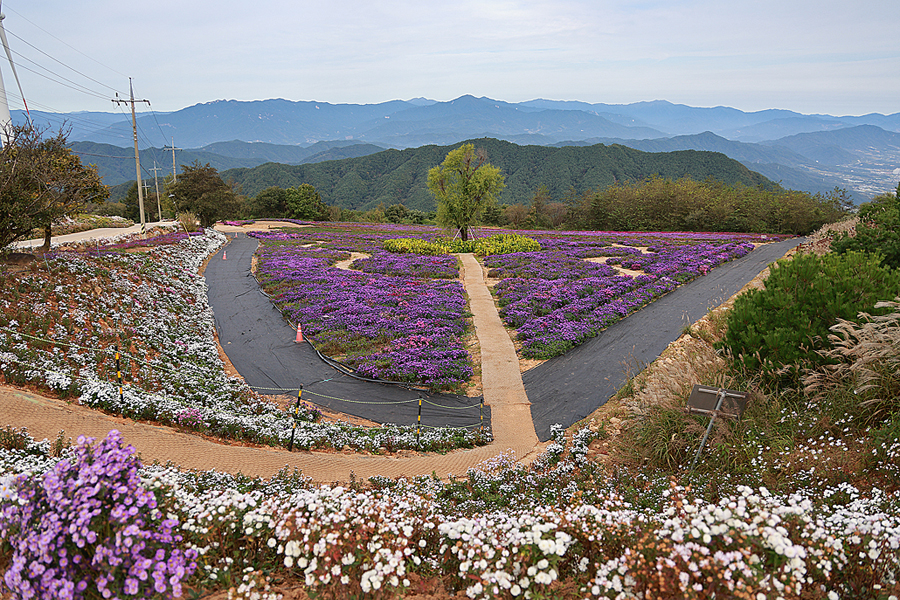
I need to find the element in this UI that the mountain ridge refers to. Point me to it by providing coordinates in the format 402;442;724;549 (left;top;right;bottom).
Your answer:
17;95;897;200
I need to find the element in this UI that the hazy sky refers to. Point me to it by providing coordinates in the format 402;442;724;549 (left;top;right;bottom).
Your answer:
2;0;897;117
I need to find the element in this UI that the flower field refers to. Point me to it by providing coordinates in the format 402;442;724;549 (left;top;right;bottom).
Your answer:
252;228;475;389
1;221;898;599
487;232;766;358
252;224;776;379
0;424;897;599
0;228;485;453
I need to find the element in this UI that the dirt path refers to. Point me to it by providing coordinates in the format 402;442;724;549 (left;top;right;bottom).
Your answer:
334;252;370;270
0;249;539;482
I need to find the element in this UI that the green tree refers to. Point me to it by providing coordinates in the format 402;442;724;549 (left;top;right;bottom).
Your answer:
384;203;409;224
427;144;505;240
249;186;288;218
121;182;142;223
0;124;108;251
285;183;329;221
528;184;551;229
832;185;900;269
167;161;242;227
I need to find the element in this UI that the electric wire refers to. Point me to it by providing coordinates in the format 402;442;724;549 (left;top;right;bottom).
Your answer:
2;36;115;101
2;26;125;96
2;5;128;79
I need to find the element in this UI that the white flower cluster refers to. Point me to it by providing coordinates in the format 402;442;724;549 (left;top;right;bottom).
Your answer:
0;429;898;599
439;513;575;598
263;485;430;594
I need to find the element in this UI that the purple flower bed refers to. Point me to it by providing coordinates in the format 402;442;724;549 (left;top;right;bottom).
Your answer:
487;237;756;358
253;234;472;389
353;252;460;279
249;225;763;376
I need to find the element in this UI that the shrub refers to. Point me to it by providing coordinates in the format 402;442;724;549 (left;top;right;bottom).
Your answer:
0;430;197;599
448;233;541;256
832;188;900;269
382;238;448;255
720;251;900;384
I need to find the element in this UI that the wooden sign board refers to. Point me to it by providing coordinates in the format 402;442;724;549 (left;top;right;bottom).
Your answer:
686;385;748;420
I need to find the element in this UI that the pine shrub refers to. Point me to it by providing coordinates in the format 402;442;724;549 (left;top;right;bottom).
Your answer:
720;251;900;384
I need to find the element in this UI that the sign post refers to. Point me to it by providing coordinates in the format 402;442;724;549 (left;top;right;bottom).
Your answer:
686;385;748;473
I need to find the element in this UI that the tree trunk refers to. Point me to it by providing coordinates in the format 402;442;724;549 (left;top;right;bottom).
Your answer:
459;227;468;241
42;226;52;252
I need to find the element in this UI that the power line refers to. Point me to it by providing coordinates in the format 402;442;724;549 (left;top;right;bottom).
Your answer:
2;4;128;80
4;51;110;101
3;26;124;96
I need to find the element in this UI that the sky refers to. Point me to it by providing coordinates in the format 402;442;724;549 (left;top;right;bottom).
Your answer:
1;0;897;118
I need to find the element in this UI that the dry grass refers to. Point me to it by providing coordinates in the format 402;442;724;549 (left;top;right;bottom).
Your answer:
804;298;900;421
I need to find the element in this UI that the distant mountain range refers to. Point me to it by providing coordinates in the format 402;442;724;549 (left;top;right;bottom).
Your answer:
16;95;900;202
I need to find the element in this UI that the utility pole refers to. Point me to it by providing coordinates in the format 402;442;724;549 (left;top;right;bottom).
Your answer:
162;137;181;183
112;78;150;235
149;162;164;221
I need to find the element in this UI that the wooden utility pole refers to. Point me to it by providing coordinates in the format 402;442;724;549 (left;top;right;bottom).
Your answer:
112;78;150;235
162;137;181;183
149;162;164;221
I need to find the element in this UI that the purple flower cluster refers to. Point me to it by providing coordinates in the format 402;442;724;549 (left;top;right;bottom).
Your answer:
353;252;459;279
488;238;756;358
0;430;197;599
254;238;472;388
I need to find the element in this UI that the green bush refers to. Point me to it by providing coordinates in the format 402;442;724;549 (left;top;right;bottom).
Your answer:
832;188;900;269
383;234;540;257
720;251;900;384
446;233;541;256
382;238;448;255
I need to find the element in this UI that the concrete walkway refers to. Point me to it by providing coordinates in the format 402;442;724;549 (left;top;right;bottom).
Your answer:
457;253;538;452
0;250;538;482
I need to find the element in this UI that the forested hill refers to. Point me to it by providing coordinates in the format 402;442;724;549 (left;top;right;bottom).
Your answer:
222;138;774;211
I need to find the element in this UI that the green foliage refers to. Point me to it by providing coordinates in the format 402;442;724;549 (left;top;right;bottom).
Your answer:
384;203;408;223
832;186;900;268
528;184;551;229
167;161;242;227
0;124;109;249
248;186;287;218
570;175;846;235
383;234;540;257
428;144;506;240
285;183;329;221
720;251;900;384
382;238;448;256
448;233;541;256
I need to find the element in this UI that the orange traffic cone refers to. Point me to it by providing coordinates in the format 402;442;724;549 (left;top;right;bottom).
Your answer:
295;324;303;343
222;249;227;260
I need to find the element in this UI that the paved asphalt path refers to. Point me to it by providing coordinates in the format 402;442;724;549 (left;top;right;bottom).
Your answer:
524;237;804;441
204;233;490;430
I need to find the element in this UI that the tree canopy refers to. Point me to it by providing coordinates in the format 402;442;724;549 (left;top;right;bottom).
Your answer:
167;161;242;227
0;124;108;251
427;144;505;240
285;183;329;221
